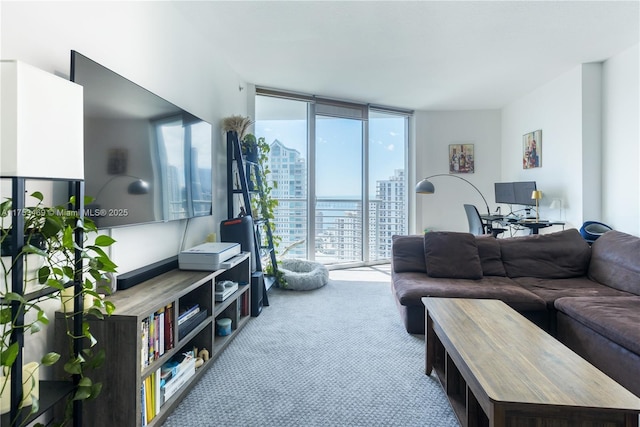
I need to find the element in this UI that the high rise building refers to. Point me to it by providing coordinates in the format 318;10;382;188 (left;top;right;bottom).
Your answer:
268;140;307;258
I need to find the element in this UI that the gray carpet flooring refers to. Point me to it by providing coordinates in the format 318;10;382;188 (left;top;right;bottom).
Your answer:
162;266;458;427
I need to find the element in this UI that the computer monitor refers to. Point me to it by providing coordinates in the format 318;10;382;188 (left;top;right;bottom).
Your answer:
494;182;516;204
494;181;537;206
513;181;537;206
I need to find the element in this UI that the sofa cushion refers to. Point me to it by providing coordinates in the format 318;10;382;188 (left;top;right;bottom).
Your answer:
424;231;482;279
475;235;507;276
391;271;546;311
555;296;640;356
513;276;633;309
499;229;591;279
391;235;427;273
588;230;640;295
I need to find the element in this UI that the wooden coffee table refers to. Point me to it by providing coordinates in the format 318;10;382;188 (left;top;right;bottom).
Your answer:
422;297;640;427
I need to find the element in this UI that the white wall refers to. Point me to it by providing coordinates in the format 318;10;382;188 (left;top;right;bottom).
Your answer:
501;45;639;236
1;2;248;273
602;44;640;236
414;110;502;233
1;2;248;397
414;45;639;237
501;65;586;230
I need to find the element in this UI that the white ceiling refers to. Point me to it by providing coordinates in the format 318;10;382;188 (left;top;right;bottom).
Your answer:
175;1;639;111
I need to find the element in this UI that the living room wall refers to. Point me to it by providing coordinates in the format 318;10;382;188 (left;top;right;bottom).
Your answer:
501;44;639;236
414;45;639;236
413;110;502;233
1;1;248;273
602;44;639;236
501;64;591;231
2;3;249;398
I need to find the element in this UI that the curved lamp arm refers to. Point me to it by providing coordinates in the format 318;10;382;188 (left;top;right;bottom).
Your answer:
93;174;149;202
415;174;491;216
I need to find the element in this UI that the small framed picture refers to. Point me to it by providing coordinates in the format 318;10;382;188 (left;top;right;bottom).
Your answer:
523;130;541;169
107;148;128;175
449;143;474;174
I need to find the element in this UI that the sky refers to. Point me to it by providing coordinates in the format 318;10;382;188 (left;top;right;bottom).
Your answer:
255;114;406;198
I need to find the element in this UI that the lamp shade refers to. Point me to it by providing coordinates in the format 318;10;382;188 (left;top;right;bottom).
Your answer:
127;179;150;195
415;173;491;216
415;178;436;194
531;190;543;200
1;60;84;179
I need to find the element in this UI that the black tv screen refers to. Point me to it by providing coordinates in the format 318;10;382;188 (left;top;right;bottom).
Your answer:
71;51;212;228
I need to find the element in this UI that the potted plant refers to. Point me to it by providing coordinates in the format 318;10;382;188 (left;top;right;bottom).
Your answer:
1;228;48;295
221;115;252;141
0;191;117;425
240;133;260;164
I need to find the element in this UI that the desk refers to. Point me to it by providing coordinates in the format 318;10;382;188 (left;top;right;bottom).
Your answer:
480;215;565;235
513;220;565;234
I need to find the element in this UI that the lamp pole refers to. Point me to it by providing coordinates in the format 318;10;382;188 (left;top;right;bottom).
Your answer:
415;173;491;216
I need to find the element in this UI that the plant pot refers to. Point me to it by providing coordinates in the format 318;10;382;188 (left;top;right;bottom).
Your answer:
0;231;47;257
243;145;259;163
0;361;39;414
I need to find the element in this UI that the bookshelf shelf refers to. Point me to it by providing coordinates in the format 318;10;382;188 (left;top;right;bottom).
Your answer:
57;252;251;427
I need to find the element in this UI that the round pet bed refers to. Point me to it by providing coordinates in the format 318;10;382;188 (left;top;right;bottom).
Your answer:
279;259;329;291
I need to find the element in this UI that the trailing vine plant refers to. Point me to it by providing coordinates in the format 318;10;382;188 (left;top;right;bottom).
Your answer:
0;191;116;426
241;134;287;286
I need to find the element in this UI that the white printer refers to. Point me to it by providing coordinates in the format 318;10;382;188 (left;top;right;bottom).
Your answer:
178;242;241;271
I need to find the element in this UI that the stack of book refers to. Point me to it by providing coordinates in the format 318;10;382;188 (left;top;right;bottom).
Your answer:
159;352;196;405
178;304;207;339
140;368;160;425
141;303;175;369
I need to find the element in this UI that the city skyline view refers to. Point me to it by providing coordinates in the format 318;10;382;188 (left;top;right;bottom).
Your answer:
253;94;409;264
255;114;405;198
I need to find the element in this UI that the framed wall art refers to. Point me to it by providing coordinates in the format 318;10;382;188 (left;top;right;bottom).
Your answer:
449;143;474;174
523;130;541;169
107;148;129;174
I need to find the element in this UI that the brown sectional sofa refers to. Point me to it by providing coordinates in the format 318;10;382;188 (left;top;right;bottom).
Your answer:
391;228;640;397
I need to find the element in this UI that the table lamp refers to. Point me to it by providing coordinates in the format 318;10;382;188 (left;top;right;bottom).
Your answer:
531;190;543;222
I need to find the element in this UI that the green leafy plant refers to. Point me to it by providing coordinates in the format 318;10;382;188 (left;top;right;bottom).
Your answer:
242;135;281;246
241;134;286;285
0;191;117;426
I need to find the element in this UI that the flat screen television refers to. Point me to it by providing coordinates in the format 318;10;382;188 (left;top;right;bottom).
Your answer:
494;181;537;206
70;51;212;228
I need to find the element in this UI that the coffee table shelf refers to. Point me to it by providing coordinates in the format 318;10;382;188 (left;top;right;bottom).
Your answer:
423;298;640;427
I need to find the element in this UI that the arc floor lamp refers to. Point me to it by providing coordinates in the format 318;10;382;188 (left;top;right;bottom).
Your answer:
415;174;491;216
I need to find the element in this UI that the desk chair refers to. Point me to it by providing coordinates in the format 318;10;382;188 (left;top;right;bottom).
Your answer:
464;204;506;238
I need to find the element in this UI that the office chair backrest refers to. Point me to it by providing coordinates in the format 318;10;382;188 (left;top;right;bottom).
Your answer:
464;204;485;236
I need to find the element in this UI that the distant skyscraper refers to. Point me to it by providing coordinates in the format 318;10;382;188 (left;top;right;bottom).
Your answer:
371;169;406;259
268;140;307;258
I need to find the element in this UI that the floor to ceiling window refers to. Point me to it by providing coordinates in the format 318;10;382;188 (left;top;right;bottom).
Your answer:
255;90;410;267
314;115;364;264
368;110;408;261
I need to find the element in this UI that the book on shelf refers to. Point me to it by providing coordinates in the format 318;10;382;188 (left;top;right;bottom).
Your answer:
165;303;174;351
178;304;200;325
141;303;175;369
160;353;196;404
141;368;161;426
178;309;208;340
241;291;249;317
